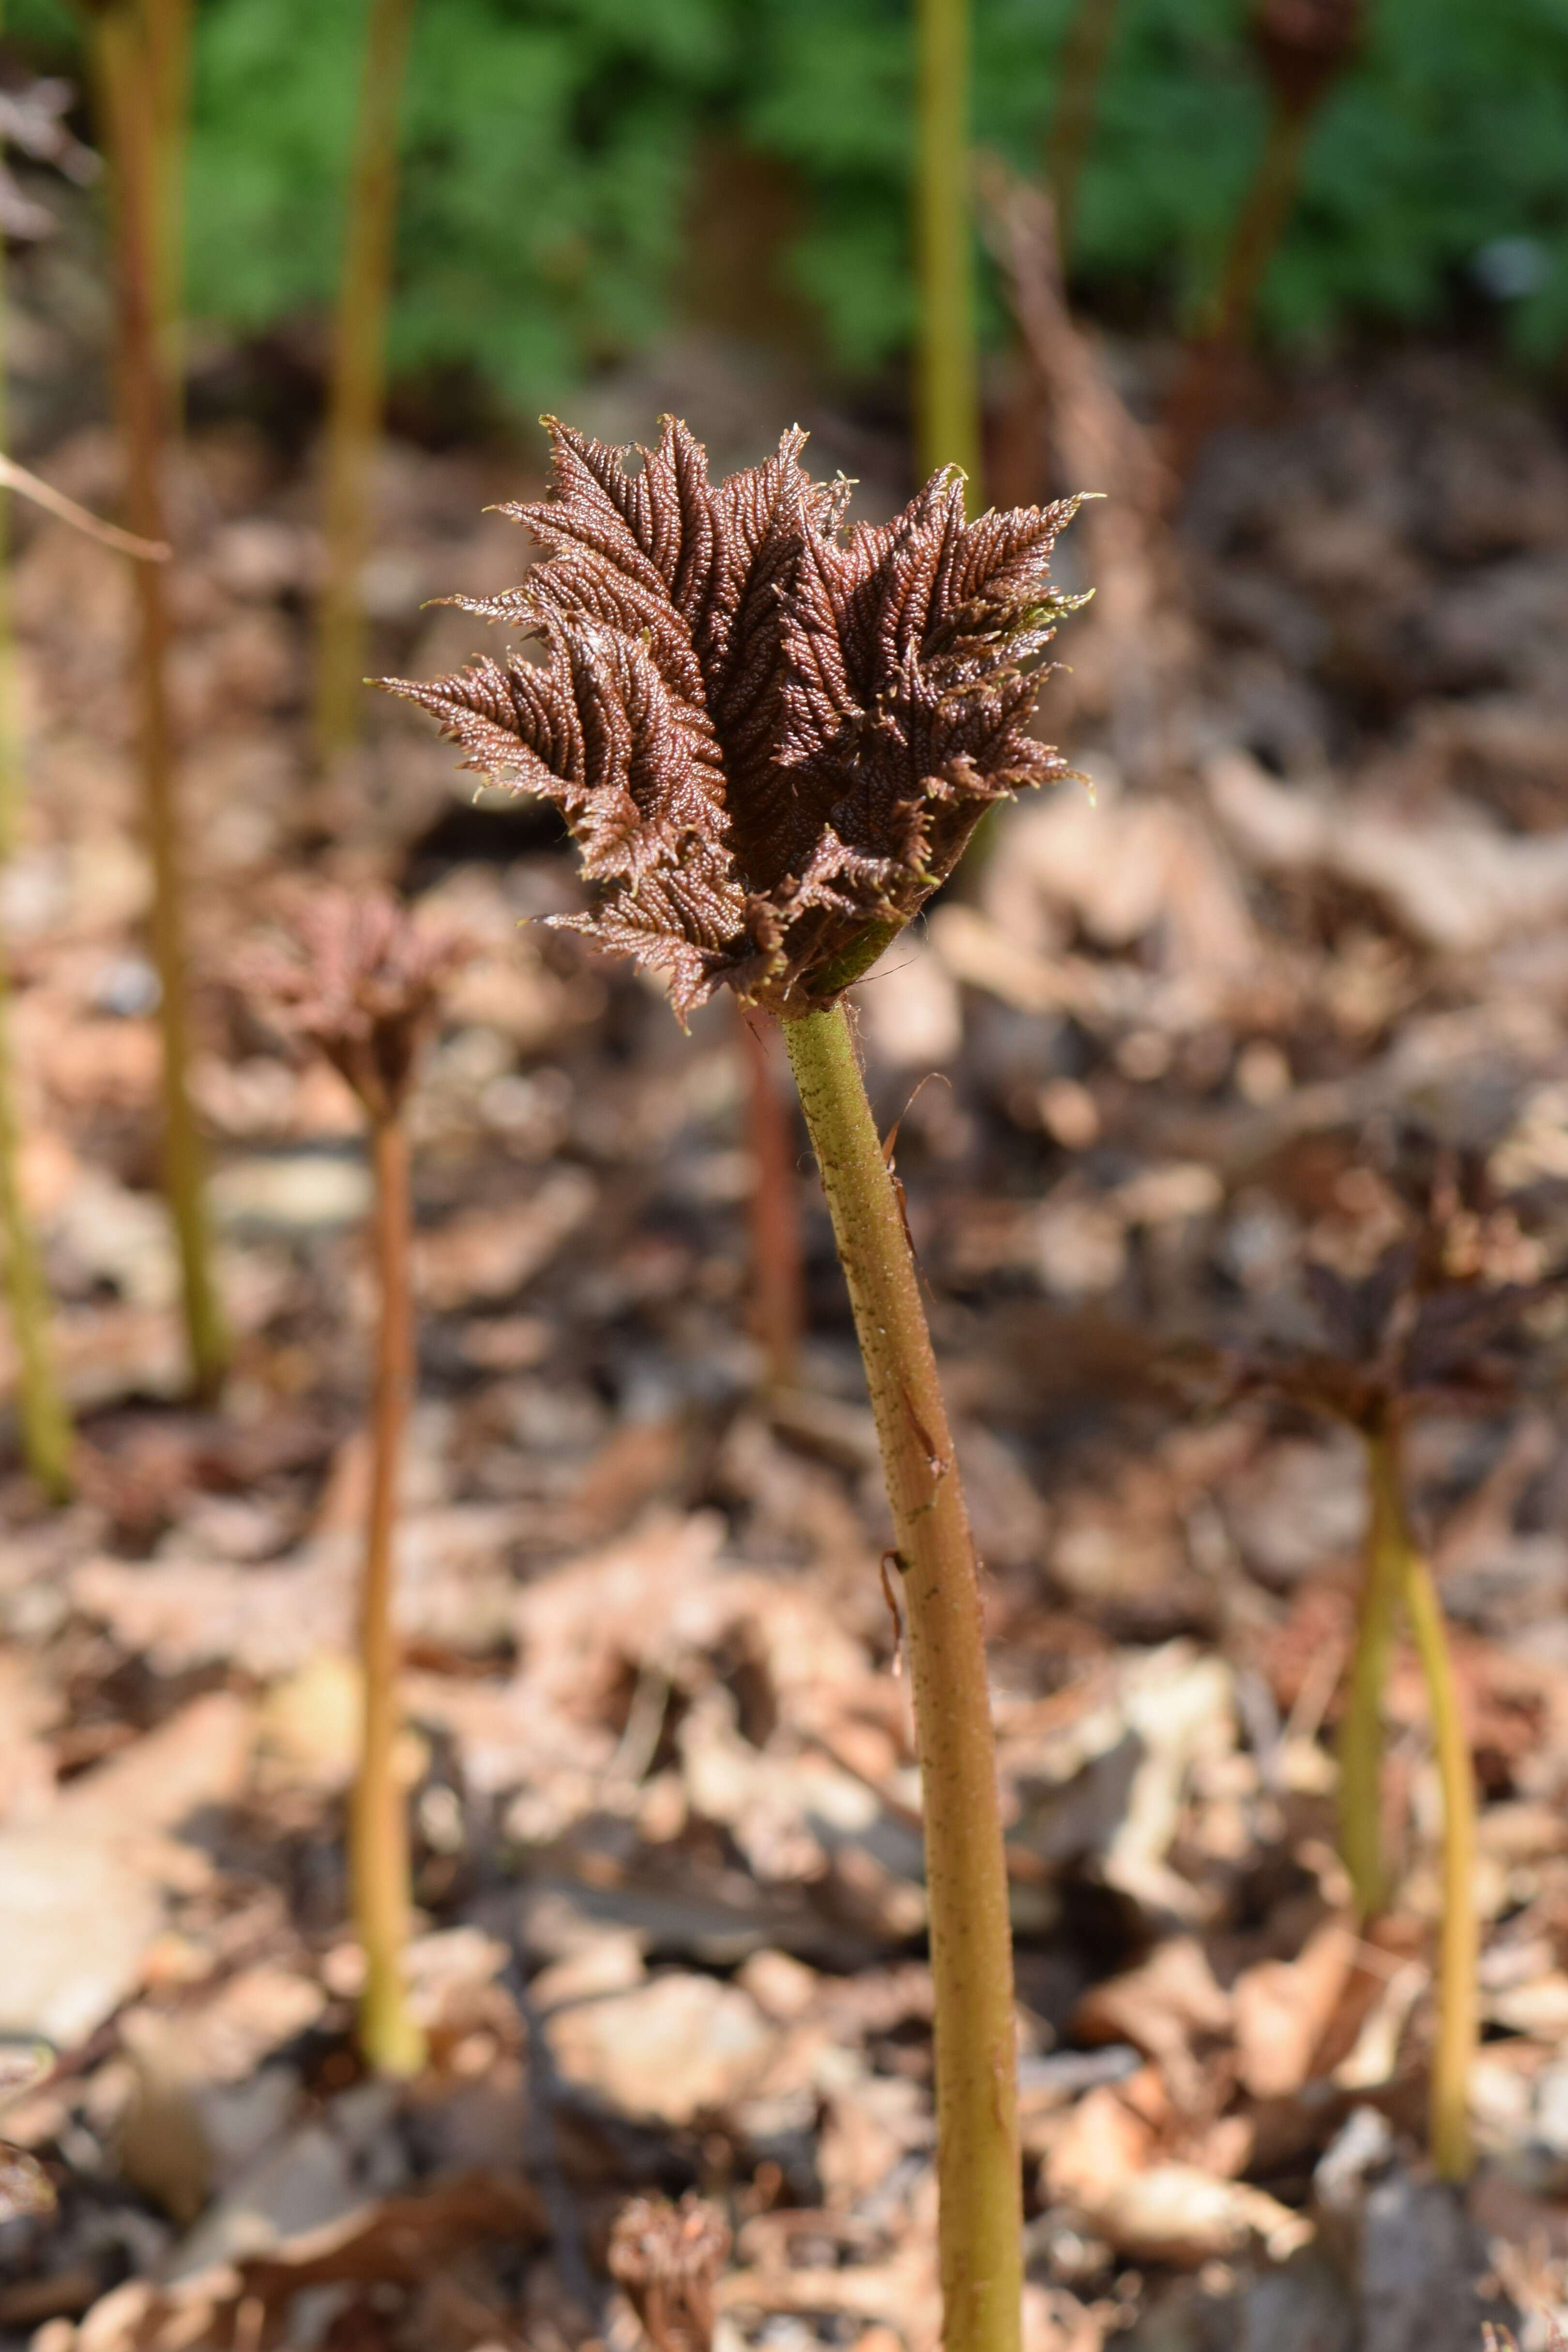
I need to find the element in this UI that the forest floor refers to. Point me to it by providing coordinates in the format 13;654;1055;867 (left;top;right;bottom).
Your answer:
0;323;1567;2352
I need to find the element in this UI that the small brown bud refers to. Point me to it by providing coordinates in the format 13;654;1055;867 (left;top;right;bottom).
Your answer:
608;2192;731;2352
238;886;469;1123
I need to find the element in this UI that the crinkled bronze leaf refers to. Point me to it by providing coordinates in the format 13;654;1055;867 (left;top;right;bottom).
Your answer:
381;416;1085;1018
238;887;470;1121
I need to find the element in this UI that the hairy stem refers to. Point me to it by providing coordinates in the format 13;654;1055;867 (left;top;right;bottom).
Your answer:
353;1111;425;2077
1339;1420;1404;1918
914;0;983;510
1045;0;1120;258
0;164;71;1502
1400;1536;1477;2181
781;1000;1019;2352
96;0;227;1401
738;1007;804;1391
315;0;417;771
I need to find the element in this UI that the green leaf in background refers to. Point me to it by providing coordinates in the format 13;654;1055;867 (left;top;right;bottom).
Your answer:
8;0;1568;412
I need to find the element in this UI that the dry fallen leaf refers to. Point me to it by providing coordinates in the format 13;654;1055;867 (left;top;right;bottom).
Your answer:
69;2172;548;2352
1087;2163;1312;2268
1232;1917;1359;2099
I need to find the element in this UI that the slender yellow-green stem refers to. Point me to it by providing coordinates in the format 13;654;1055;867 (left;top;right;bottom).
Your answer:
0;986;70;1503
1045;0;1120;258
1400;1537;1477;2182
1339;1419;1405;1918
782;1000;1019;2352
0;125;72;1502
315;0;417;771
352;1110;425;2077
914;0;982;511
95;0;228;1401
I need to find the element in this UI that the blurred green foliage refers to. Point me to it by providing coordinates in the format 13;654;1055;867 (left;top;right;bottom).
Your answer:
14;0;1568;405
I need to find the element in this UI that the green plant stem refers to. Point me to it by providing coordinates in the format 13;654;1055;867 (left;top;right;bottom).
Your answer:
315;0;417;771
739;1005;803;1391
1400;1538;1477;2182
781;1000;1019;2352
914;0;982;511
0;978;70;1502
144;0;193;420
1338;1420;1404;1918
0;137;72;1503
1046;0;1120;258
96;0;228;1403
352;1110;425;2078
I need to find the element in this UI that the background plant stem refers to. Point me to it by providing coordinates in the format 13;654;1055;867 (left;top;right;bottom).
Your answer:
1400;1529;1477;2181
914;0;982;509
738;1007;803;1391
144;0;192;417
1045;0;1120;259
0;128;72;1504
314;0;416;772
1339;1419;1404;1917
781;999;1020;2352
95;0;227;1401
353;1110;425;2078
1163;98;1314;475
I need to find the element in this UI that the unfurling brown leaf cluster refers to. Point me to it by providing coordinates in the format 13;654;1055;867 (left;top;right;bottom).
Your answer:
240;887;470;1120
609;2192;731;2352
382;417;1086;1017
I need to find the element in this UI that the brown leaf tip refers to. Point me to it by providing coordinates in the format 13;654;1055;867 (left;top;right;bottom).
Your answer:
238;885;470;1120
609;2193;730;2352
381;415;1086;1019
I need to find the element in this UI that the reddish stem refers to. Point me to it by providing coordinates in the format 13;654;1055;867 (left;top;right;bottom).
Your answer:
95;0;227;1400
738;1005;804;1390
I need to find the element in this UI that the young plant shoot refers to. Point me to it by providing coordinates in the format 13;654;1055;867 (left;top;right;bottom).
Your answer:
314;0;417;773
1237;1235;1531;2182
92;0;226;1398
384;416;1086;2352
246;889;465;2078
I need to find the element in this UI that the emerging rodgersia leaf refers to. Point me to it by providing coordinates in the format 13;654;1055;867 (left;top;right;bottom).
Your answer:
383;418;1086;1018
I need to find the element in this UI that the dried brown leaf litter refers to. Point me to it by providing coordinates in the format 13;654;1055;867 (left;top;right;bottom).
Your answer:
1;343;1568;2352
